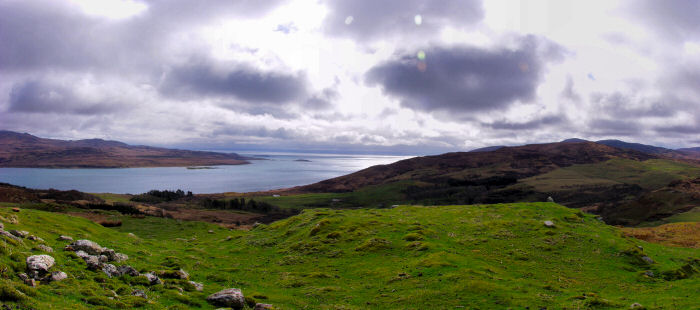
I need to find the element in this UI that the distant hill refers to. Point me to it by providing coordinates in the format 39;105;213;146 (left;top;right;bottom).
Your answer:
0;130;251;168
595;139;672;155
468;145;505;152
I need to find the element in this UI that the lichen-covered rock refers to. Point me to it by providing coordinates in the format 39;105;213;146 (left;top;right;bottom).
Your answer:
131;289;147;298
142;273;162;285
28;235;44;242
75;250;90;259
117;265;140;277
67;240;104;255
102;264;120;278
9;230;28;238
641;256;654;264
50;271;68;281
543;220;555;227
207;288;245;309
98;255;109;263
58;235;73;241
189;281;204;291
85;256;102;270
101;248;128;262
115;253;128;262
255;303;274;310
26;255;55;273
0;229;21;241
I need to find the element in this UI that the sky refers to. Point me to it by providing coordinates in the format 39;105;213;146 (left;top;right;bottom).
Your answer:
1;0;699;155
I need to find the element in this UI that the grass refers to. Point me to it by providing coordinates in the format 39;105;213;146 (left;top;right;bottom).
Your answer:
623;223;700;248
91;193;133;204
0;202;698;309
520;159;700;191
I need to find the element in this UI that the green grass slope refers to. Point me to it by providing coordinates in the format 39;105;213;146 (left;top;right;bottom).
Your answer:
1;203;699;309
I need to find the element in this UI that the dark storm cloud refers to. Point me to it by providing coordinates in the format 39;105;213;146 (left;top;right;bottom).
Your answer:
8;79;119;115
485;115;564;130
586;119;641;136
322;0;483;41
365;36;563;116
160;58;308;104
589;92;677;118
625;0;700;42
0;0;287;72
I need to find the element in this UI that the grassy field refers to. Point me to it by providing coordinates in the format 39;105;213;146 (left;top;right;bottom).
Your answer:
520;159;700;191
640;207;700;227
0;202;698;309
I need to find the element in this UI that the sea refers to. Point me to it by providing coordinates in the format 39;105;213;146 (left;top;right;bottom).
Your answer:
0;152;411;194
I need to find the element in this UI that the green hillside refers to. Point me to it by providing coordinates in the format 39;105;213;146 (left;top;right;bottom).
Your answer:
0;203;698;309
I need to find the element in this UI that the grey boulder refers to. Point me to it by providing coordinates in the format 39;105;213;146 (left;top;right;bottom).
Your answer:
207;288;245;309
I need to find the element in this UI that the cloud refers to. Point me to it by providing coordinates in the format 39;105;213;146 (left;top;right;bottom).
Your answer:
485;115;564;130
589;91;677;118
8;79;123;115
365;36;564;118
322;0;482;41
560;75;581;103
625;0;700;42
160;57;308;104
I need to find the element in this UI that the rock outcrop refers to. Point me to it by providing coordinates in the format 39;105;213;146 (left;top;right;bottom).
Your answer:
207;288;245;309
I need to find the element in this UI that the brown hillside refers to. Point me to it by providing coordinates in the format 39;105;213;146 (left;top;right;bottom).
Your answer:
0;131;251;168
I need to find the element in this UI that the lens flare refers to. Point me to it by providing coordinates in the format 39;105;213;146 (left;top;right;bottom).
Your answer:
414;15;422;25
345;16;354;25
417;50;426;60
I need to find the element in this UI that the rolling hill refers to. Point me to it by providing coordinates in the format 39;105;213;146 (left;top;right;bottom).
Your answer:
0;131;251;168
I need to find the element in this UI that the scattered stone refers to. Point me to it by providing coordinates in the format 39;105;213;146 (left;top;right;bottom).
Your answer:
207;288;245;309
630;302;644;309
75;250;90;259
24;278;36;287
189;281;204;291
98;255;109;263
102;264;120;278
50;271;68;282
254;303;274;310
117;265;140;277
546;196;555;203
0;230;21;241
67;240;104;255
208;230;214;234
543;220;555;228
115;253;128;262
11;208;20;212
142;273;162;285
58;235;73;241
36;244;53;253
85;256;102;270
0;223;3;229
9;230;29;238
636;245;643;250
175;269;189;280
644;270;655;277
26;255;55;273
641;256;654;264
17;273;29;281
28;235;44;242
131;289;147;299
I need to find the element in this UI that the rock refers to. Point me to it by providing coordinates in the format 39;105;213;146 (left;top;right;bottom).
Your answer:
24;278;36;287
98;255;109;263
546;196;555;202
0;223;3;229
131;289;147;298
543;220;555;228
50;271;68;281
75;250;90;259
85;256;102;270
58;235;73;241
115;253;128;262
9;230;29;238
641;256;654;264
644;270;655;277
208;230;214;234
630;302;644;309
28;235;44;242
12;208;20;212
26;255;55;273
255;303;274;310
117;265;140;277
102;264;120;278
0;230;21;241
175;269;189;279
67;240;104;255
17;273;29;281
206;288;245;309
189;281;204;291
142;273;162;285
36;244;53;253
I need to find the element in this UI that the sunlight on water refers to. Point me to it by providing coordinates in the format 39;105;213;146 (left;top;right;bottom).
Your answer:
0;153;410;194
